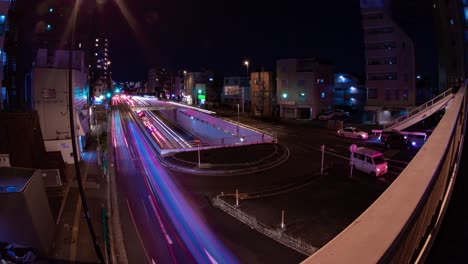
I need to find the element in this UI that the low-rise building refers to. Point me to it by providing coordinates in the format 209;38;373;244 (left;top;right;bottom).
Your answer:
33;48;89;164
183;70;214;106
250;71;276;117
334;73;366;108
276;58;334;119
221;76;251;112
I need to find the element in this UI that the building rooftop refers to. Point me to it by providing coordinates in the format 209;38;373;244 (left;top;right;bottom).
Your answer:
0;167;38;193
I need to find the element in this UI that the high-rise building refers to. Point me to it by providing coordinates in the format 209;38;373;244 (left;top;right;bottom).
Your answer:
276;58;334;120
2;0;36;112
433;0;466;93
89;35;111;98
361;0;416;124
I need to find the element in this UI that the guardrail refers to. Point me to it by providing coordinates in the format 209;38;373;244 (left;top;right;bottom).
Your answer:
304;83;467;263
371;130;427;140
383;88;454;131
212;196;317;256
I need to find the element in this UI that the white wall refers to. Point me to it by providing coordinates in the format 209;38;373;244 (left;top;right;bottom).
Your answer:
44;140;74;164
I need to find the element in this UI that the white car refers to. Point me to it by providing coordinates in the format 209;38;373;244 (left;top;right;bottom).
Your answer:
337;127;369;139
318;111;334;120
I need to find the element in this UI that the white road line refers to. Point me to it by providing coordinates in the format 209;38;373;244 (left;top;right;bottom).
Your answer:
126;199;151;263
147;195;173;245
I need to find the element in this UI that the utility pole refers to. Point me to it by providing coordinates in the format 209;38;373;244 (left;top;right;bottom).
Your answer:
68;2;105;262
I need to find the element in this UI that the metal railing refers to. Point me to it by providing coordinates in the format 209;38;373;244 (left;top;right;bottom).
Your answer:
383;88;454;131
304;83;467;263
212;196;317;256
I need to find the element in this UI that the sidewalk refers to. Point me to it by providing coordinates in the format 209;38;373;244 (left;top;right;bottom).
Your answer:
47;138;109;263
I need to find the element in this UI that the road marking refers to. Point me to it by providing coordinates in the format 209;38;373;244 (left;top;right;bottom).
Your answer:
127;199;151;263
147;195;173;245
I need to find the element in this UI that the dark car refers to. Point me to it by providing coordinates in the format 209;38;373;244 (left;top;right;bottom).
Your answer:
384;134;415;149
380;130;405;143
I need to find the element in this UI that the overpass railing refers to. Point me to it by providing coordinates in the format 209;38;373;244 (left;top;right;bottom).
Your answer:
303;84;467;263
383;88;454;131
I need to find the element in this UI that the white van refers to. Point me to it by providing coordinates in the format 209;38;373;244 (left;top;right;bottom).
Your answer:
351;147;388;176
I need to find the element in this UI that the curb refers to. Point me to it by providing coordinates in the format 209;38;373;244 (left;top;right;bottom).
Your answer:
158;143;290;176
106;109;128;264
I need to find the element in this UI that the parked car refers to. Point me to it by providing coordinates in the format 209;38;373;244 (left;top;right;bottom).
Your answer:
337;127;369;139
333;109;350;118
351;147;388;177
318;111;334;120
379;130;405;143
384;134;416;149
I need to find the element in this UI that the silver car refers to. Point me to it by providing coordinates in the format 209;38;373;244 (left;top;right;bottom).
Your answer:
337;127;369;139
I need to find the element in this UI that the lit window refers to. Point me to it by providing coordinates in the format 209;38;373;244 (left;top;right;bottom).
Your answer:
95;53;98;56
95;43;98;47
298;92;305;101
321;92;325;98
46;24;52;30
282;92;288;99
96;38;99;42
49;8;53;13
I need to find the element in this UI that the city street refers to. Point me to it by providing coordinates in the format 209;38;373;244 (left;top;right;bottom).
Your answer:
111;102;419;263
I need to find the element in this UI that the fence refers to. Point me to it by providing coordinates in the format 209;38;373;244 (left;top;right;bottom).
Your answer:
211;196;317;256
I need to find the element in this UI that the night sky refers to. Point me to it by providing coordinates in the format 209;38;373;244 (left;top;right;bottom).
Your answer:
96;0;436;81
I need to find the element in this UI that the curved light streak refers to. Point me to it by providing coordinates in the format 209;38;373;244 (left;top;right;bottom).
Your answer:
124;113;238;263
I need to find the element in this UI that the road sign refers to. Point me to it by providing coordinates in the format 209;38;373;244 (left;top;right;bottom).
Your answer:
194;139;201;144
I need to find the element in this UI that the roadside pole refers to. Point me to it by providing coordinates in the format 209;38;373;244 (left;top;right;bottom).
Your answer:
281;210;285;229
321;145;325;175
235;189;239;207
195;138;201;167
349;144;357;178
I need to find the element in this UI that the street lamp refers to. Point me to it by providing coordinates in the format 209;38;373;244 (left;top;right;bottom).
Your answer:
241;60;249;113
237;103;240;135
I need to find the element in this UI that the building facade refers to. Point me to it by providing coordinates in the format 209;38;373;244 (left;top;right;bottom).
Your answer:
33;48;89;164
183;71;214;106
276;58;334;120
89;36;111;99
0;0;11;110
361;0;416;124
250;71;276;117
148;68;172;99
334;74;366;109
221;76;251;112
433;0;466;93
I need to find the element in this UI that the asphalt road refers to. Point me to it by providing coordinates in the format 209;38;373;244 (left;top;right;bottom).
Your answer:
167;117;419;261
112;103;420;263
